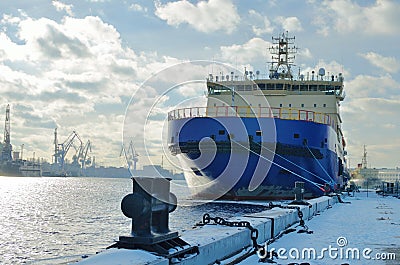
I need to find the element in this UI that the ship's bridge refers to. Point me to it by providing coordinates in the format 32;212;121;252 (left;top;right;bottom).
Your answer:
207;78;344;100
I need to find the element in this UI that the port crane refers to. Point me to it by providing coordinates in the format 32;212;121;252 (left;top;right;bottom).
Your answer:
1;104;12;162
120;140;139;173
53;129;83;171
77;140;92;169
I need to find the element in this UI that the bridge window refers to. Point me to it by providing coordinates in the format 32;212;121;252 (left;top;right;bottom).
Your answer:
246;85;252;91
294;133;300;139
219;130;225;135
300;85;308;91
256;130;262;136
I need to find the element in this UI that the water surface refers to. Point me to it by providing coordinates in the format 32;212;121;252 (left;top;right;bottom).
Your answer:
0;176;267;264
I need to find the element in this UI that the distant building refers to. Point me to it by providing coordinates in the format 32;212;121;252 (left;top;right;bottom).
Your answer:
352;166;400;188
351;146;400;187
375;168;400;183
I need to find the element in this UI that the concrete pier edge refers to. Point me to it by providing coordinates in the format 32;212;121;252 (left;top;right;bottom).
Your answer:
74;195;338;265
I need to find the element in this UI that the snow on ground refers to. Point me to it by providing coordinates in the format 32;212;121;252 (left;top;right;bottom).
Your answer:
238;191;400;265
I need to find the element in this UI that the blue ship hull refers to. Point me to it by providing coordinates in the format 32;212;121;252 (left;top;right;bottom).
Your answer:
169;116;346;200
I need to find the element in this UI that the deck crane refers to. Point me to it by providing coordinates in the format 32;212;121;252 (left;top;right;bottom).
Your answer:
54;129;83;171
120;140;139;173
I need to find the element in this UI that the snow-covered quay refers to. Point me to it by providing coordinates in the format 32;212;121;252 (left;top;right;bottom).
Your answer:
74;191;399;265
239;191;399;265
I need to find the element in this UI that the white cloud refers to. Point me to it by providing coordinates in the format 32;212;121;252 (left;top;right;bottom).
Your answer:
311;15;329;36
276;16;303;32
345;74;400;99
129;3;148;13
220;38;271;65
52;0;74;16
298;47;312;60
359;52;400;73
1;14;23;25
154;0;240;34
0;14;183;166
342;96;400;167
341;73;400;167
0;32;28;61
176;83;207;97
248;10;273;36
320;0;400;35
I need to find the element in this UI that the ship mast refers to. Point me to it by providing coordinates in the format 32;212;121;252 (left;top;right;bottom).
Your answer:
361;145;368;169
269;31;297;80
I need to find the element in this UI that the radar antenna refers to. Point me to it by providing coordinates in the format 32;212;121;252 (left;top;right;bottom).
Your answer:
269;31;298;79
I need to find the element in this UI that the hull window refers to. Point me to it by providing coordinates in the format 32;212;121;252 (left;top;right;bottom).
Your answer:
190;167;202;176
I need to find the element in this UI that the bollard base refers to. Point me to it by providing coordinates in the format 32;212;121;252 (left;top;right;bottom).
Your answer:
118;231;179;245
288;199;310;206
109;233;198;259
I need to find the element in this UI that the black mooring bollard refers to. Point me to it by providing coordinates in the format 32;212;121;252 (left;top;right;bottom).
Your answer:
289;181;309;205
150;177;177;234
109;176;198;259
119;176;178;244
294;181;305;201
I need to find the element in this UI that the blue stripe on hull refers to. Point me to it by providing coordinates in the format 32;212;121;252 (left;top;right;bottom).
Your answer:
169;117;343;199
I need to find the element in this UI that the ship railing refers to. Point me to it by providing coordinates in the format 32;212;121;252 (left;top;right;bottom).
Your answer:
168;106;335;128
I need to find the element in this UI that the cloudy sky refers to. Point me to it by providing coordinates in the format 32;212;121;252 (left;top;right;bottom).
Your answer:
0;0;399;169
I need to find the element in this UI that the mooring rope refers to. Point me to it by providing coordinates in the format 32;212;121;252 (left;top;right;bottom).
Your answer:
253;141;333;185
231;139;324;190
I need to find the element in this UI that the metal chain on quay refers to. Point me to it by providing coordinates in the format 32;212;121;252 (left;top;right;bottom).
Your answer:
268;202;314;234
197;213;268;264
196;201;314;264
201;213;262;250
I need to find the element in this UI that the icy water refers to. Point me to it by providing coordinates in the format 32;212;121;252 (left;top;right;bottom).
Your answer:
0;176;268;264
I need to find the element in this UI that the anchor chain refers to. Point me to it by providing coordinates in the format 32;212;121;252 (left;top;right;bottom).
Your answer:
268;203;313;234
197;204;314;263
201;213;264;253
